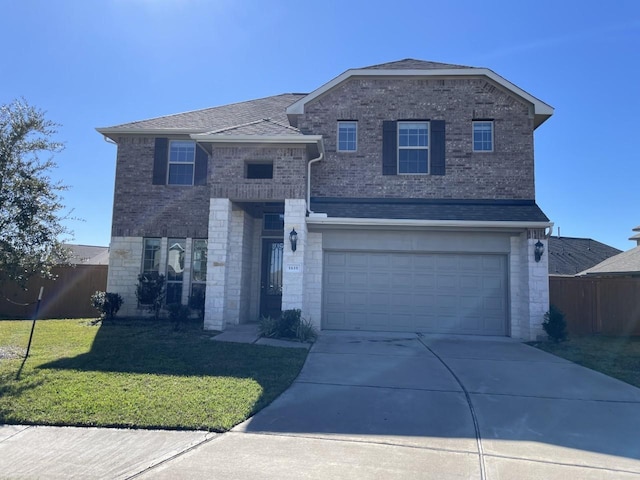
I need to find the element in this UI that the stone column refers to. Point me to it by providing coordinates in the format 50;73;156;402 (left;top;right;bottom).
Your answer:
281;199;307;313
204;198;232;331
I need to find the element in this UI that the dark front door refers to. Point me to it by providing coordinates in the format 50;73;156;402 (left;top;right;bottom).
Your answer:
260;239;283;318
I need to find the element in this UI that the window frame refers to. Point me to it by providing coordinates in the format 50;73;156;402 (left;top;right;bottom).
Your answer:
472;120;494;153
167;140;196;185
337;121;357;152
397;121;430;175
165;238;186;305
190;238;207;305
141;238;161;274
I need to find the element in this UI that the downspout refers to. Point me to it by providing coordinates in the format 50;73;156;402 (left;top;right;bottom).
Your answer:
306;140;324;215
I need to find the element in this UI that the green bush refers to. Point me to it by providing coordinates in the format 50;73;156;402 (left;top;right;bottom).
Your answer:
258;309;317;342
295;317;318;342
278;309;301;338
167;303;192;330
136;272;165;320
90;291;123;320
543;304;568;342
258;315;279;338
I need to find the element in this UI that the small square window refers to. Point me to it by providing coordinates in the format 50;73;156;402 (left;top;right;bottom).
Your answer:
473;121;493;152
337;121;357;152
246;162;273;179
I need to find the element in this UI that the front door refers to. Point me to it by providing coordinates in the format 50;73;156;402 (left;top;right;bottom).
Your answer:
260;239;283;318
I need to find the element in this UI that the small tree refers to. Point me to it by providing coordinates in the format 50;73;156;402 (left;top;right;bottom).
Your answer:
543;304;568;342
0;99;73;287
135;272;165;320
90;291;123;320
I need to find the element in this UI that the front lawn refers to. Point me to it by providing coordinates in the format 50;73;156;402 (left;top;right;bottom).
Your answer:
0;319;307;431
530;336;640;388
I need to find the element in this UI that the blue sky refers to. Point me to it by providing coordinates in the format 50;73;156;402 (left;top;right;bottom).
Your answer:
1;0;638;251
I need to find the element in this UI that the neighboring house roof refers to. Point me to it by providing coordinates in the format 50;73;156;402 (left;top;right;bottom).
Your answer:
286;58;554;128
548;236;622;276
310;198;549;223
579;245;640;277
64;244;109;265
97;93;305;136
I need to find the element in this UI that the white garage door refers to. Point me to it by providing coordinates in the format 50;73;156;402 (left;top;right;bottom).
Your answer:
323;251;508;335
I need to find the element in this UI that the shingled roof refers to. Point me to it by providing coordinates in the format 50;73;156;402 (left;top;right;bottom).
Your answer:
99;93;305;133
548;236;622;276
309;198;549;223
362;58;472;70
579;245;640;277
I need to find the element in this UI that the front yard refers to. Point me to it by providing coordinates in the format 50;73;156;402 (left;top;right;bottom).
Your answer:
530;335;640;388
0;319;307;431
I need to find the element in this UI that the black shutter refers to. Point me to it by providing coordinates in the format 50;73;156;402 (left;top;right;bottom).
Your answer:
430;120;445;175
152;138;168;185
194;144;208;185
382;121;397;175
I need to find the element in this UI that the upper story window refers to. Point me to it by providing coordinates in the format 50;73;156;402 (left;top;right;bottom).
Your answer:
246;162;273;179
337;121;357;152
168;140;196;185
473;121;494;152
398;122;429;174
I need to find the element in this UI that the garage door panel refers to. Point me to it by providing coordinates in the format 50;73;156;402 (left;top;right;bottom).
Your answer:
323;251;507;335
436;274;458;290
347;271;369;288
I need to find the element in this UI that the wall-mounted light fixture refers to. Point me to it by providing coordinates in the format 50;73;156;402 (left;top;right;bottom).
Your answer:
534;240;544;262
289;228;298;252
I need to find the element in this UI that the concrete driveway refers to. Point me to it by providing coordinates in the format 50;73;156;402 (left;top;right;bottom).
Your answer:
2;332;640;479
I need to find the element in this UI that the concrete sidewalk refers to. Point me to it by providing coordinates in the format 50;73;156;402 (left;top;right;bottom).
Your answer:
2;332;640;479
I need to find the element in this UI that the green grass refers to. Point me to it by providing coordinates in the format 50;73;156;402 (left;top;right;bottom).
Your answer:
530;336;640;388
0;318;307;431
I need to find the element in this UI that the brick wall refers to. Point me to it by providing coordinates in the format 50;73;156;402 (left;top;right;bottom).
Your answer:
298;77;535;199
112;137;210;238
210;145;307;200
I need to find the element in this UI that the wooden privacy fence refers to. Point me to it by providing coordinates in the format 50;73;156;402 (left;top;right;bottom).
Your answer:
549;276;640;336
0;265;108;319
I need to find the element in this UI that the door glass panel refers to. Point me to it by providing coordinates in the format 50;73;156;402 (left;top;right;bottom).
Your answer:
267;242;284;295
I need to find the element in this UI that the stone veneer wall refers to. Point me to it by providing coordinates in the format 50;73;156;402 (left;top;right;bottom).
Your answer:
281;199;307;313
205;199;231;330
303;231;323;329
298;77;535;200
509;231;549;340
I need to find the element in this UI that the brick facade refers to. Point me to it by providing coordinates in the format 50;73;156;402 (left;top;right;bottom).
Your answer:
103;62;551;340
298;77;535;199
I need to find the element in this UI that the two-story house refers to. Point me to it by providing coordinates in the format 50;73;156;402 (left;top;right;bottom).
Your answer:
97;59;553;340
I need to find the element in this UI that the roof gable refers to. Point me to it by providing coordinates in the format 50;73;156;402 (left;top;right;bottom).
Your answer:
286;58;554;128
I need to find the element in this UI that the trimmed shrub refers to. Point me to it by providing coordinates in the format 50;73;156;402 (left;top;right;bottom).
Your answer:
167;304;192;330
136;272;166;320
543;304;568;342
258;315;279;338
278;309;301;338
90;291;123;320
295;317;318;343
258;309;317;343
